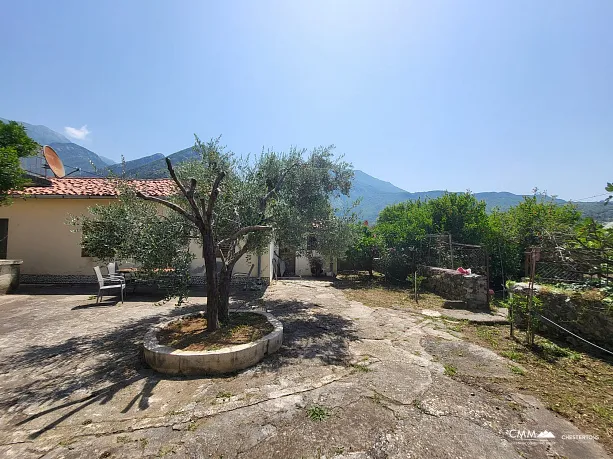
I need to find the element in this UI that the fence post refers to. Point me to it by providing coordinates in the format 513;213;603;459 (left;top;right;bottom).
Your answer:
485;247;491;306
509;295;514;338
449;234;454;269
527;248;537;346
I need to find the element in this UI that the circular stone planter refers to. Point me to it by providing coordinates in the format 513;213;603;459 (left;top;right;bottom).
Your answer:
0;260;23;294
143;310;283;375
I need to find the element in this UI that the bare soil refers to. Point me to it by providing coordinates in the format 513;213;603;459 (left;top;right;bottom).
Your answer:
158;312;274;351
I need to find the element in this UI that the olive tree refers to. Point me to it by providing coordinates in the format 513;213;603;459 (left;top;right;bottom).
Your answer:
80;137;354;331
72;183;194;300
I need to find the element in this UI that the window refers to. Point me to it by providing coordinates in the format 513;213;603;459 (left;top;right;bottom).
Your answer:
0;219;7;259
307;236;318;251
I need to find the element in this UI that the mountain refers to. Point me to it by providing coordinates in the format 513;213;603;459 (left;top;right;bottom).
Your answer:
5;117;611;222
107;153;165;176
121;147;199;178
47;143;109;175
2;118;110;176
99;156;117;166
124;146;613;222
344;171;612;223
352;170;408;194
0;118;70;144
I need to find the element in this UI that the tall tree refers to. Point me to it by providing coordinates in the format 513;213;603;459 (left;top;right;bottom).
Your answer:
344;222;380;277
0;120;39;204
96;137;353;331
427;192;489;244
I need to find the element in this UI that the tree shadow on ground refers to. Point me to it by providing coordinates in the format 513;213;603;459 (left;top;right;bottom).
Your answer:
508;330;613;364
0;285;354;439
0;302;205;439
259;298;359;368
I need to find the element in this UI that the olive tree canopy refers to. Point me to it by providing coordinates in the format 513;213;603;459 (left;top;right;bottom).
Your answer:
75;137;356;331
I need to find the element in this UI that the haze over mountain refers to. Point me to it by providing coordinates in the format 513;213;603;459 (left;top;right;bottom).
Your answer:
116;147;198;179
107;153;165;175
98;156;117;166
5;118;611;222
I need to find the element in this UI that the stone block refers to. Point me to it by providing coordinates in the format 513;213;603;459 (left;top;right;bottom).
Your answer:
0;260;22;294
419;266;489;310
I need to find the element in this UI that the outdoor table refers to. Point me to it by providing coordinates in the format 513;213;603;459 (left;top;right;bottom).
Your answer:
117;267;176;292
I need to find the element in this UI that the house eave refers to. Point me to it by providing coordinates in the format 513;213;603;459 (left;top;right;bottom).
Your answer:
16;194;119;199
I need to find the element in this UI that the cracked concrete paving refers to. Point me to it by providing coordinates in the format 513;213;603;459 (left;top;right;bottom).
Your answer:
0;281;609;459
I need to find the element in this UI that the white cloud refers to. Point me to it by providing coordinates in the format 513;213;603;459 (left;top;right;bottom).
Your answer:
64;125;91;140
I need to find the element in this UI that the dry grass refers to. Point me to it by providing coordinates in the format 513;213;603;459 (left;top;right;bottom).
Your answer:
158;312;273;351
335;272;445;310
336;272;613;453
458;323;613;452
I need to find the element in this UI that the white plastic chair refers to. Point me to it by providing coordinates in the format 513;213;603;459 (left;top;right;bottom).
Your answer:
94;266;125;304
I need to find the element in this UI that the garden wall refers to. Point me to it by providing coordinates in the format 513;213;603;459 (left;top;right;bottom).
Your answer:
510;283;613;351
418;266;489;310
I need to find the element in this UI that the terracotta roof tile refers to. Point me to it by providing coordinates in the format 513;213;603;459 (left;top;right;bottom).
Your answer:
14;178;177;197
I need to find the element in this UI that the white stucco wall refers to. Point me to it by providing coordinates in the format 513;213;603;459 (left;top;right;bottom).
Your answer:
295;251;338;277
187;240;274;282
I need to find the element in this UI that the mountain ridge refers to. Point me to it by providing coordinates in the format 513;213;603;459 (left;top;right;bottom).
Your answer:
4;117;611;222
2;117;109;176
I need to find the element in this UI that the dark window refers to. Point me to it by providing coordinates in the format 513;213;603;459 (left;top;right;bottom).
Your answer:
307;236;318;250
0;219;7;259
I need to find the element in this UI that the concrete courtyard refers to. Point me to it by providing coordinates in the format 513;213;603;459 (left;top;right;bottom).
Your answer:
0;280;609;458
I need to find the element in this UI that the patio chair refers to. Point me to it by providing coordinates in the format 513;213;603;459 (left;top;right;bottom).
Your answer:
93;266;125;304
107;262;125;281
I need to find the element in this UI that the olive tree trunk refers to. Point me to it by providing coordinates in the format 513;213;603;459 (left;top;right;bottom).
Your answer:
202;233;220;331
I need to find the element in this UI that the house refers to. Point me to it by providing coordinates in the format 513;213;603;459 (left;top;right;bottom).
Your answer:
0;177;336;285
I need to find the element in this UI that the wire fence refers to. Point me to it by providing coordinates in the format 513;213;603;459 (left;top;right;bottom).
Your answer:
535;236;611;285
420;234;490;276
537;313;613;356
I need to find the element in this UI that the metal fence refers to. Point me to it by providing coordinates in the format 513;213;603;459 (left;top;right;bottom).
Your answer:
420;234;489;276
534;246;611;285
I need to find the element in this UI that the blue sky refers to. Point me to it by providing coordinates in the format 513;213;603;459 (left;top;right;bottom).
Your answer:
1;0;612;200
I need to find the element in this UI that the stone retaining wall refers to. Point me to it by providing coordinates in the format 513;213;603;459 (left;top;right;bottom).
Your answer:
510;283;613;351
419;266;489;310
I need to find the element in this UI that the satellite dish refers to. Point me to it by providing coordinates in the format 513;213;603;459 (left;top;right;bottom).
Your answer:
42;145;66;178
